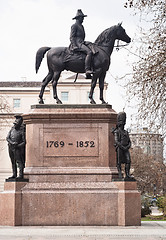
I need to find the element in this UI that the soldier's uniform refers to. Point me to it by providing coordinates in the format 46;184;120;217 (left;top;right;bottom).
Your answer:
113;112;132;179
6;115;25;179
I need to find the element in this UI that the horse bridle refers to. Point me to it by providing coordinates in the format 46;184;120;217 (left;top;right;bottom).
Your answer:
74;40;129;83
96;40;129;55
114;40;129;51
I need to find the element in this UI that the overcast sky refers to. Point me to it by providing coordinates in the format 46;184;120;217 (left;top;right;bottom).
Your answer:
0;0;141;124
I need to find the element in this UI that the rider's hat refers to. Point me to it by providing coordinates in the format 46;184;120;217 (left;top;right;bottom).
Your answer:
72;9;87;20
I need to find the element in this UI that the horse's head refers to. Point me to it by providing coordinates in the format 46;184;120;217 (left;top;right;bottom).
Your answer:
116;23;131;43
94;23;131;46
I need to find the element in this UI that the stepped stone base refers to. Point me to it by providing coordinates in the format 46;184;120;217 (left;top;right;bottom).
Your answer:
0;105;141;226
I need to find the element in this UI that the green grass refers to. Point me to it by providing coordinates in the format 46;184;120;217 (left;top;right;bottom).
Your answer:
141;215;166;221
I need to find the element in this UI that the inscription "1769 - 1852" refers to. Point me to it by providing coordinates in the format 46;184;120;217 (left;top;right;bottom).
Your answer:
46;140;95;148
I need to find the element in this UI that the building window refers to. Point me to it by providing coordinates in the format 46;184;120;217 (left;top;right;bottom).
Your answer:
61;92;69;102
13;98;21;108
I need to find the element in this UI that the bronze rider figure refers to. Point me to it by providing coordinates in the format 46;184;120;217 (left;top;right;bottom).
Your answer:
70;9;93;79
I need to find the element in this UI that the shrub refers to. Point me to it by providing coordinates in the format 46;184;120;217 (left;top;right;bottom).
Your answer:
156;196;166;216
141;195;152;217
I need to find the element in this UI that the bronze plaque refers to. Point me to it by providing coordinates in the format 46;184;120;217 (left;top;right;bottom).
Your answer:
43;128;99;157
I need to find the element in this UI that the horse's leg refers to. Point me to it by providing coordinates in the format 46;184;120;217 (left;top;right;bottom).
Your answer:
39;71;53;104
89;77;97;104
99;72;107;104
52;71;62;104
89;70;101;104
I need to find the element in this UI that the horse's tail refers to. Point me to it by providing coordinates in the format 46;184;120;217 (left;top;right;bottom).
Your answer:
35;47;51;73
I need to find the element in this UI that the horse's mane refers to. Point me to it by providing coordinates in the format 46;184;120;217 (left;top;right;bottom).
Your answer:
94;25;117;45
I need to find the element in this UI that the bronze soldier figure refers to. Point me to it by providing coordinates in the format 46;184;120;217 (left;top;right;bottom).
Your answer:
6;115;26;179
113;112;132;179
70;9;93;79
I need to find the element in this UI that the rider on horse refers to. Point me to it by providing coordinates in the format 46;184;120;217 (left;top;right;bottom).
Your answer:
70;9;93;79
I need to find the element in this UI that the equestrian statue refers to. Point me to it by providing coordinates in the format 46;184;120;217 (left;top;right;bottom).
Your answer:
36;9;131;104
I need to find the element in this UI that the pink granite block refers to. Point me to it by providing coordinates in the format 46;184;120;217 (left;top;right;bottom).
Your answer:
0;182;27;226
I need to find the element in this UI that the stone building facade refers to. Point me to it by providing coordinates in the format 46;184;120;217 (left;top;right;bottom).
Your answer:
129;127;164;162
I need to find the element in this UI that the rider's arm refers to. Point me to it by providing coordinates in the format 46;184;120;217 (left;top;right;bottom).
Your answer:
70;24;78;49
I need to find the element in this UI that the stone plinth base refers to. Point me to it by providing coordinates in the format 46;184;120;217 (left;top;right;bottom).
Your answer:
0;178;141;226
0;105;141;226
0;182;27;226
22;180;118;226
114;181;141;226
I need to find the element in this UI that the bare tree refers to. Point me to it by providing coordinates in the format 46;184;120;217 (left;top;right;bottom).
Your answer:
124;0;166;136
0;95;11;114
0;95;13;154
0;95;13;132
131;147;166;194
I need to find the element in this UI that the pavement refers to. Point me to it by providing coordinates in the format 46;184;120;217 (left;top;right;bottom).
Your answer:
151;206;163;216
0;222;166;240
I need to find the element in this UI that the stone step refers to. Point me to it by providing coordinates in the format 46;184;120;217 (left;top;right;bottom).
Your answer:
22;181;118;191
0;171;11;191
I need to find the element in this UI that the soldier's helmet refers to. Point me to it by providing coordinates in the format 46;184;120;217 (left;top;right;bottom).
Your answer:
117;112;126;126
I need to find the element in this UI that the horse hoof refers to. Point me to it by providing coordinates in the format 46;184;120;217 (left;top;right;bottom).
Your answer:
39;99;44;104
56;99;62;104
90;99;96;104
101;100;108;104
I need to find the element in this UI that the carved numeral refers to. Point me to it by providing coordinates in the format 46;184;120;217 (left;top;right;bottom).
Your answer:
46;141;65;148
76;141;95;148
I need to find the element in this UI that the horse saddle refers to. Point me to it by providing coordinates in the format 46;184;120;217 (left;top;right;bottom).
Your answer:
64;42;98;63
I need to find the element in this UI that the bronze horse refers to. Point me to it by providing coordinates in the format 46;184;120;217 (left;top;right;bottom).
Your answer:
36;23;131;104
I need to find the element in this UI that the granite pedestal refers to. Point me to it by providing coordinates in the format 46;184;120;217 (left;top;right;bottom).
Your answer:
0;105;141;226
